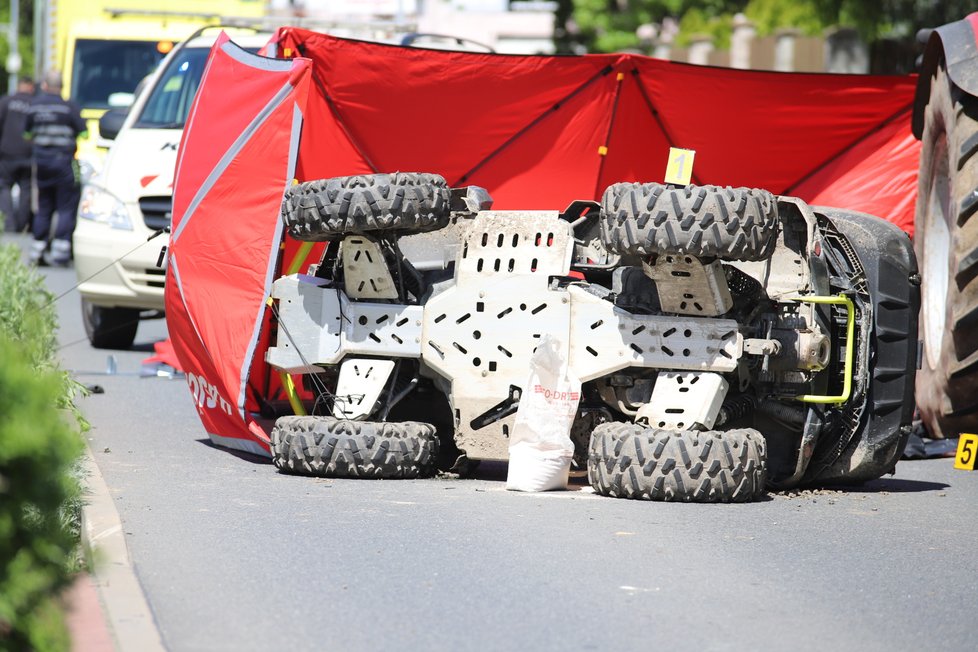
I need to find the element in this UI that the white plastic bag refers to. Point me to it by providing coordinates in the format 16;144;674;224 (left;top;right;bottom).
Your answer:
506;334;580;492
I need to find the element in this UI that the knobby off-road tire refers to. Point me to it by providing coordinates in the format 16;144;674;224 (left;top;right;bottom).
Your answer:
914;65;978;439
271;416;439;478
587;423;767;502
282;173;451;241
600;183;779;261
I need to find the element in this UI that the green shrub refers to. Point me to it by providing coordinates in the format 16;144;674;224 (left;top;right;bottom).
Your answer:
0;245;58;370
0;243;86;651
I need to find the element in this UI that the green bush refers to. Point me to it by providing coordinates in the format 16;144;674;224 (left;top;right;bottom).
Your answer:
0;245;58;370
0;243;85;651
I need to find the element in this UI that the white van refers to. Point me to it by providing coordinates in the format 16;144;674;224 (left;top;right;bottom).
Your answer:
73;29;271;348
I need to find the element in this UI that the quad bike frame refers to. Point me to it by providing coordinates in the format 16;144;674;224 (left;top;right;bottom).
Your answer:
265;174;919;500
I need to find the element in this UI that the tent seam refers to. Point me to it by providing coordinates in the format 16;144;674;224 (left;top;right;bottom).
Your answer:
783;104;914;195
453;64;616;186
173;79;296;244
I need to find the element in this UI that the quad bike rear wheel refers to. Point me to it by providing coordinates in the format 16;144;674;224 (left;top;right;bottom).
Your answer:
914;64;978;439
282;172;451;241
271;416;439;478
600;183;779;261
587;423;767;502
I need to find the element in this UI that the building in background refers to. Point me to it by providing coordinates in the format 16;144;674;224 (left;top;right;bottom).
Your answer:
267;0;556;53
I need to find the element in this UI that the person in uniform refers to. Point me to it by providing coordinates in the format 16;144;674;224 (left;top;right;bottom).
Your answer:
26;70;86;266
0;77;35;232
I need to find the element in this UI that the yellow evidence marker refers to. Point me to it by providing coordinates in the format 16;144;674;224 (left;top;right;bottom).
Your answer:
665;147;696;186
954;433;978;470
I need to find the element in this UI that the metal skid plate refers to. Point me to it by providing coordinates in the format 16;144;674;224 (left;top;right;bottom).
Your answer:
420;210;742;459
456;211;573;282
636;371;729;430
644;255;732;316
332;358;396;419
342;236;397;299
423;276;572;459
566;286;742;382
422;212;575;459
266;275;422;373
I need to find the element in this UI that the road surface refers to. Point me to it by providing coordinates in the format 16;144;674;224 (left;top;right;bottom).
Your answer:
10;232;976;651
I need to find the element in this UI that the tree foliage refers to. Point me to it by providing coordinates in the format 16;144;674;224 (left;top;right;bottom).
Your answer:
0;0;34;90
558;0;978;54
557;0;744;53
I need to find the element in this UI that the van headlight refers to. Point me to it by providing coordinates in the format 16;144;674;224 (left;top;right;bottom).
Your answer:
78;184;133;230
77;158;98;185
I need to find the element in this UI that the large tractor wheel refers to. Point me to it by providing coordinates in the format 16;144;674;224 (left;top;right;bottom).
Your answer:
282;172;451;241
914;64;978;439
271;416;439;478
600;183;779;261
587;423;767;502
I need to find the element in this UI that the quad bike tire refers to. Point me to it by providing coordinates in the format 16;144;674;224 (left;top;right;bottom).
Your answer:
282;172;451;241
82;299;139;349
587;423;767;502
914;64;978;439
271;416;439;478
600;183;779;261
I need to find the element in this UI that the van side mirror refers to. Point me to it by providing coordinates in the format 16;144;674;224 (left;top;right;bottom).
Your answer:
98;108;128;141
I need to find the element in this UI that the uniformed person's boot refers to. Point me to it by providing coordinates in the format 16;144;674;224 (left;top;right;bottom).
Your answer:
47;238;71;267
28;239;46;266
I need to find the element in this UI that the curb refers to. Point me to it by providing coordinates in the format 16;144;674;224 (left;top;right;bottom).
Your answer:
80;442;166;651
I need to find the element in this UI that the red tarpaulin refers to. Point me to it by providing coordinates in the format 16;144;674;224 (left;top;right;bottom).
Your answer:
168;28;920;455
166;33;310;455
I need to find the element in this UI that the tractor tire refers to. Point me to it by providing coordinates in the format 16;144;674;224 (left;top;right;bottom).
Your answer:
82;299;139;350
282;172;451;241
914;64;978;439
600;182;778;261
271;416;439;478
587;423;767;502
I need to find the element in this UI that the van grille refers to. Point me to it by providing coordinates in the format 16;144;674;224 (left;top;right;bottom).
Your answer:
139;196;172;231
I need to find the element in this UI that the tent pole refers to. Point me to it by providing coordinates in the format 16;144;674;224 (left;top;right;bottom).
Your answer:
594;70;626;199
454;65;615;186
297;42;381;173
630;68;702;186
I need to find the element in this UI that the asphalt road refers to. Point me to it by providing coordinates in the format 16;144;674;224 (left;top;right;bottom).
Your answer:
11;232;978;651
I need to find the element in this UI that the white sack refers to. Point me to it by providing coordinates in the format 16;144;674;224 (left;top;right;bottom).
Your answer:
506;334;580;492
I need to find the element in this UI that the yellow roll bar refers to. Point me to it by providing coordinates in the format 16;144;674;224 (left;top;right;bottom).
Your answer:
785;294;856;405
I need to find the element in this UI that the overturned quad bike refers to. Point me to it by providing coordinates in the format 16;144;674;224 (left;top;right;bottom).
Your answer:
266;173;919;502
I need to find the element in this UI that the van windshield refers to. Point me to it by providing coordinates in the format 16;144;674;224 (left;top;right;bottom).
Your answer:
71;39;166;110
134;46;210;129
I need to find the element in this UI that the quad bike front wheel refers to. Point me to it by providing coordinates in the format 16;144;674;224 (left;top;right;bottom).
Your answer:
271;416;439;478
587;423;767;502
914;64;978;439
600;183;779;262
282;172;451;241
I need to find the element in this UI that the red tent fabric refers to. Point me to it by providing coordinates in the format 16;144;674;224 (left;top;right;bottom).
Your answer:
274;29;919;231
166;33;310;456
169;28;921;455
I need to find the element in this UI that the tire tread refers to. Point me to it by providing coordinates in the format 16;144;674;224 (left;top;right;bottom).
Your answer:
271;416;439;478
587;424;767;502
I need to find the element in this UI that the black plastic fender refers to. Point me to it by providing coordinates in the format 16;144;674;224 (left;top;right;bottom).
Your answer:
807;208;920;483
913;13;978;138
